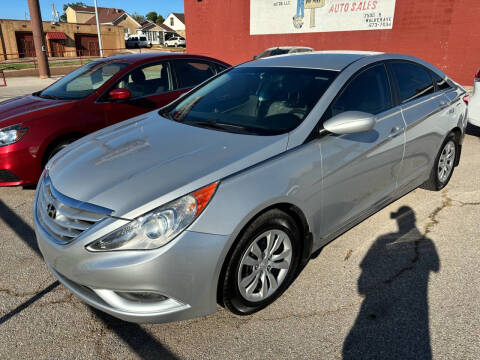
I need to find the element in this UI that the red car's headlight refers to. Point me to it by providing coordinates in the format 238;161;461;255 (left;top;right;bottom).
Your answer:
0;124;28;146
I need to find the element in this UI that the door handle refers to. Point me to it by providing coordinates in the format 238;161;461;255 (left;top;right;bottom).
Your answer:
389;126;403;138
439;100;446;106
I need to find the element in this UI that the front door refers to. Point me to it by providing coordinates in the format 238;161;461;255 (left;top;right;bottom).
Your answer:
49;39;65;57
75;34;99;56
103;61;185;126
319;63;405;239
16;32;35;57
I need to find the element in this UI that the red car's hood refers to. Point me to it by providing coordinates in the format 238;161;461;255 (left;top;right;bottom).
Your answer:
0;95;75;127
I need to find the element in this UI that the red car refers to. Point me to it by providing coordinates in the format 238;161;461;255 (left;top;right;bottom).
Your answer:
0;53;229;186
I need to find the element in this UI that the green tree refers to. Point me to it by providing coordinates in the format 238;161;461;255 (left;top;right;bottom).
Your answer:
131;12;146;24
59;2;86;22
145;11;158;23
155;15;165;24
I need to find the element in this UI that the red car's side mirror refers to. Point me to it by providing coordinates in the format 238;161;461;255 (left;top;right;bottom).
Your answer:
109;88;131;100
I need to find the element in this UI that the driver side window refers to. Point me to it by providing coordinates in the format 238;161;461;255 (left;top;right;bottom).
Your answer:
114;61;173;99
328;64;392;118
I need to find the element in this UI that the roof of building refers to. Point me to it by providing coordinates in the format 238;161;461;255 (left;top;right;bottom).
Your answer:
69;5;131;25
242;51;383;71
84;11;127;25
172;13;185;24
70;5;124;14
139;20;175;32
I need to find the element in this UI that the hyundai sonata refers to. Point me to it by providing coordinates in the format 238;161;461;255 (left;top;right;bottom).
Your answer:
34;51;468;323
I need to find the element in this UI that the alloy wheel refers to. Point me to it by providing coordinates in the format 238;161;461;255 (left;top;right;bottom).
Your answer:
437;140;456;183
237;229;292;302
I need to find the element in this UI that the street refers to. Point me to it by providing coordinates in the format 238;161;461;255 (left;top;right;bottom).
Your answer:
0;82;479;359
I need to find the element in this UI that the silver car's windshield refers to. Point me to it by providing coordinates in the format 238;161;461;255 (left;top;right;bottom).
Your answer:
164;67;338;135
36;60;129;100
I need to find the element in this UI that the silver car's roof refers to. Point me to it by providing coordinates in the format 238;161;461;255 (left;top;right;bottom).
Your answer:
264;46;313;50
241;50;383;71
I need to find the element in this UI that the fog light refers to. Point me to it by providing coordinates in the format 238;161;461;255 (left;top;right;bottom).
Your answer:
115;291;168;303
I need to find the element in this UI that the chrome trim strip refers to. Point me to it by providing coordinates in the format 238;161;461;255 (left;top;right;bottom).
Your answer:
44;174;113;215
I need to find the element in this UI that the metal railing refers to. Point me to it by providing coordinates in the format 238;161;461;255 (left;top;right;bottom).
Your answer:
0;47;185;71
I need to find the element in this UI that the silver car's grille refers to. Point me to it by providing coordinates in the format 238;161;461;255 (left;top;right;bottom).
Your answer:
36;174;113;244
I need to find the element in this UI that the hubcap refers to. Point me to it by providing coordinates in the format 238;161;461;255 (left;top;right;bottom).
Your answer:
237;229;292;302
437;140;455;183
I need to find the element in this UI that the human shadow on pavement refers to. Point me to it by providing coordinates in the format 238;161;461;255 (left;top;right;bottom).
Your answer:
343;206;440;360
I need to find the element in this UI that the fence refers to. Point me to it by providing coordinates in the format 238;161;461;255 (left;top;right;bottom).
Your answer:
0;47;185;72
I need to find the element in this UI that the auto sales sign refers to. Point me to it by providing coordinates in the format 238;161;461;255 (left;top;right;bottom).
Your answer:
250;0;396;35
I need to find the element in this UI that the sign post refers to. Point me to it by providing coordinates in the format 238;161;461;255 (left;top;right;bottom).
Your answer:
305;0;325;28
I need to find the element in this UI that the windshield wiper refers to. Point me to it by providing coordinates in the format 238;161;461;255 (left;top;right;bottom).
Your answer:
184;119;261;134
38;93;63;100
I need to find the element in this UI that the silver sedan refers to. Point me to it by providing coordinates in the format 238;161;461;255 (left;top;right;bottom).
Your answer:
34;51;468;323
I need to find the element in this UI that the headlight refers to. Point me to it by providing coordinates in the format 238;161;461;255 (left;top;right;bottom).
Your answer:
0;124;28;146
86;182;218;251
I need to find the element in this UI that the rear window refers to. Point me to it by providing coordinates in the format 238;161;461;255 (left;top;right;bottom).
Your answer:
174;60;217;88
389;62;435;103
431;71;452;91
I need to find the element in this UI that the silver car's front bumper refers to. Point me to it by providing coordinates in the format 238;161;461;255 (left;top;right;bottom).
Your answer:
34;208;230;323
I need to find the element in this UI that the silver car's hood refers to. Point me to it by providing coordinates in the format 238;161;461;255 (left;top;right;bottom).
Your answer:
48;111;288;219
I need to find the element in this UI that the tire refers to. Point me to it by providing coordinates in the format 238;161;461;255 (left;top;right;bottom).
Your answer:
221;209;302;315
46;139;75;164
421;132;458;191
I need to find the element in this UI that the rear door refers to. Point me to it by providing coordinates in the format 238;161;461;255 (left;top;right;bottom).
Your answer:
388;61;448;189
319;63;405;238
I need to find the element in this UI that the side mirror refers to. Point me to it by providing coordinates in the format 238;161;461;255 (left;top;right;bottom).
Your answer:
322;111;376;135
109;88;131;101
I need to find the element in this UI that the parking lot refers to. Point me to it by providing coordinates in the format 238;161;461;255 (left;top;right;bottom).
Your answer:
0;83;479;359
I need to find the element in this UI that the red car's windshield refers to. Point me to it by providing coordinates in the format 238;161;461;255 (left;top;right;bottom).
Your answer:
37;60;129;100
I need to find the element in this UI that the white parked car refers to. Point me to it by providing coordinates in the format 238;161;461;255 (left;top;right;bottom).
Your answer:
468;69;480;127
254;46;314;59
165;36;186;47
125;35;151;49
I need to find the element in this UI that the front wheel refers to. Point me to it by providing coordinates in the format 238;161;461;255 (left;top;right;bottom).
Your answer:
221;209;301;315
421;133;458;191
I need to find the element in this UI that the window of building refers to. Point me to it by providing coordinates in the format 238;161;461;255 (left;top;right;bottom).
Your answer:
329;64;392;118
390;62;435;103
170;17;174;26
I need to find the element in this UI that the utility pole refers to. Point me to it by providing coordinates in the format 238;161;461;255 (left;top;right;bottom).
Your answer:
94;0;104;57
27;0;50;78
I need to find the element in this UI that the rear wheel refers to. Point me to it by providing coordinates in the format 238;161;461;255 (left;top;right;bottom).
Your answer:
221;209;301;315
421;133;458;191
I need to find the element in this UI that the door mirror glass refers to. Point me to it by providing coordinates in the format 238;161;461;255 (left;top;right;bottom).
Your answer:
109;88;131;100
323;111;375;135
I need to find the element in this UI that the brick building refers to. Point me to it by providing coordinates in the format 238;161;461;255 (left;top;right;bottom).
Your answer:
0;19;124;60
185;0;480;85
65;5;141;40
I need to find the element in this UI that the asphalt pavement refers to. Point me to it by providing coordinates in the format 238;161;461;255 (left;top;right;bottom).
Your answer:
0;81;479;359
